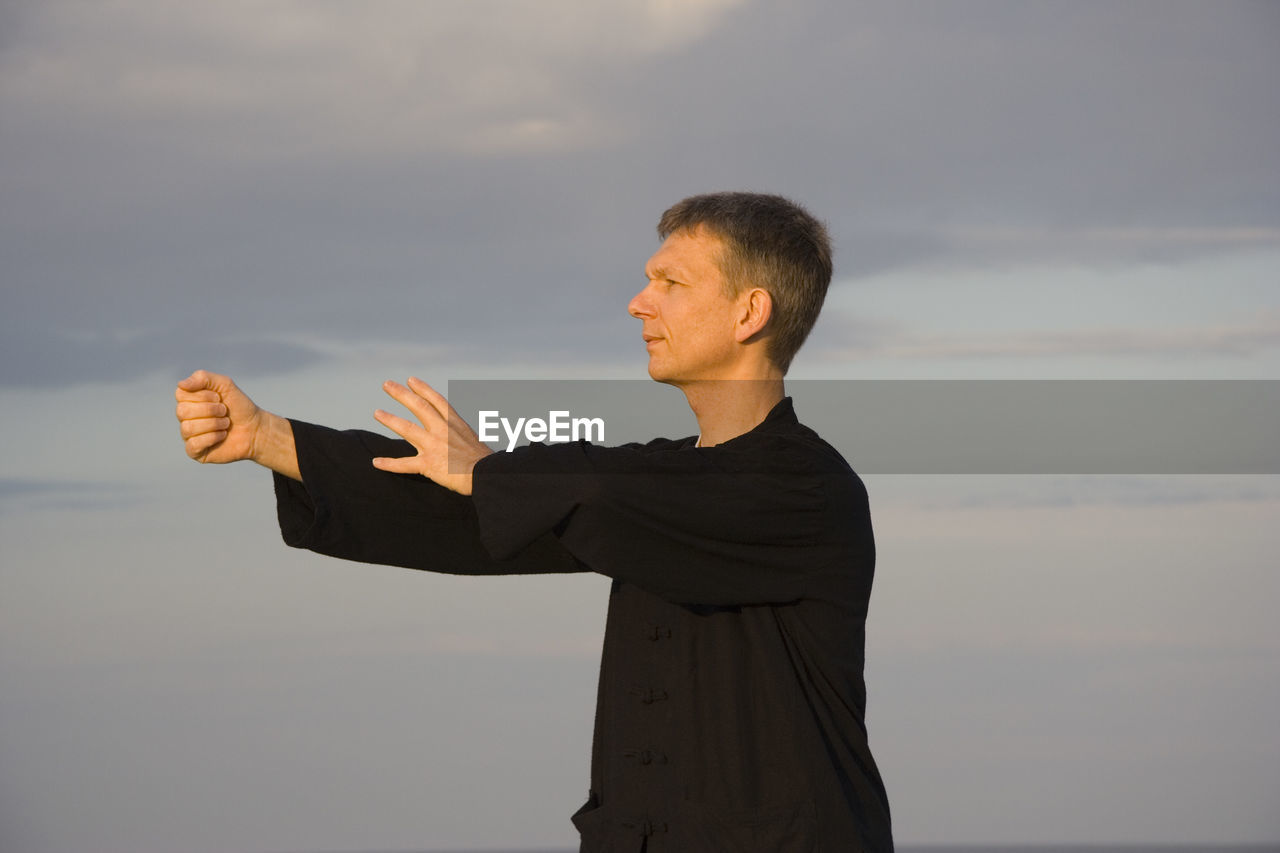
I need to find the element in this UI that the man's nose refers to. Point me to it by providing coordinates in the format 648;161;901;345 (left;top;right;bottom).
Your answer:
628;285;654;319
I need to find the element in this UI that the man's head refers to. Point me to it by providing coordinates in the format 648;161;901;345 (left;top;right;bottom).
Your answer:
655;192;832;375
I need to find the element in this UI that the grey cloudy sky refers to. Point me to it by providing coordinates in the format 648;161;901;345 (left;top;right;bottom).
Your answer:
4;0;1278;385
2;1;1278;851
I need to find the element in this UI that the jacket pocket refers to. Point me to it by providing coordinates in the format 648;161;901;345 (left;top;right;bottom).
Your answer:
571;794;646;853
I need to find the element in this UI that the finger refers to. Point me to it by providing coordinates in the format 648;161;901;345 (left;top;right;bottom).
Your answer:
177;370;223;393
373;408;428;443
381;380;446;427
175;388;222;404
176;401;228;420
406;376;476;435
180;417;231;439
405;376;449;414
371;455;419;474
185;431;226;459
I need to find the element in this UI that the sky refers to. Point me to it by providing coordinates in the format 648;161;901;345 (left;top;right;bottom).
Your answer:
1;1;1279;850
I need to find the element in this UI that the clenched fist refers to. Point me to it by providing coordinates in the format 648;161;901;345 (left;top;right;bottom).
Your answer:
174;370;266;464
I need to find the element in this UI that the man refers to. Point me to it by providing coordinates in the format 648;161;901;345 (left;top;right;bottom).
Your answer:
175;192;893;851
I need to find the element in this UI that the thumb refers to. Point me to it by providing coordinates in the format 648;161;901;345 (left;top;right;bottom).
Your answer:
371;455;417;474
178;369;217;392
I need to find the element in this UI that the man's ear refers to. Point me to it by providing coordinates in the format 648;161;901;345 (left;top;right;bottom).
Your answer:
735;288;773;343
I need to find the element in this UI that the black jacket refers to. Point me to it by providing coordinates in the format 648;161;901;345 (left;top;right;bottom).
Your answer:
274;398;893;852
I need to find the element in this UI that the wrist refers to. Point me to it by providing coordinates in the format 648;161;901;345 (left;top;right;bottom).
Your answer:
250;411;297;475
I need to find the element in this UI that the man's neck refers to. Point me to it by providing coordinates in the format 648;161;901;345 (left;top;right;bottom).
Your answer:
681;377;785;447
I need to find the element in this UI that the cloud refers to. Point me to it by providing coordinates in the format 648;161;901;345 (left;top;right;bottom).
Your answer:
814;309;1280;361
0;478;143;514
0;327;329;389
938;227;1280;267
0;0;747;160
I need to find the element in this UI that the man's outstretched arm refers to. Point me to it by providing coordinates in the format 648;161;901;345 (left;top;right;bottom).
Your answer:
175;372;583;577
174;369;301;481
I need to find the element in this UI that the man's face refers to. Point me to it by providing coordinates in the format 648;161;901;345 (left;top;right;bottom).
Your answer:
630;227;743;385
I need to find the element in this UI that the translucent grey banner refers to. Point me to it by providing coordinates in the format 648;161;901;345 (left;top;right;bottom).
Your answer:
446;380;1279;475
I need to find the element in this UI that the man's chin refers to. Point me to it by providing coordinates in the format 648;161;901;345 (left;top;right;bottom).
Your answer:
645;360;677;385
646;367;689;389
647;371;674;386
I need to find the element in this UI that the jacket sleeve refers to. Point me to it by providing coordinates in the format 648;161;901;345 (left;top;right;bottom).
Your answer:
469;434;874;606
274;419;586;576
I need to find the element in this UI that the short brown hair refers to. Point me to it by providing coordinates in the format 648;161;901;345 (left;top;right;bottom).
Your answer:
657;192;832;374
